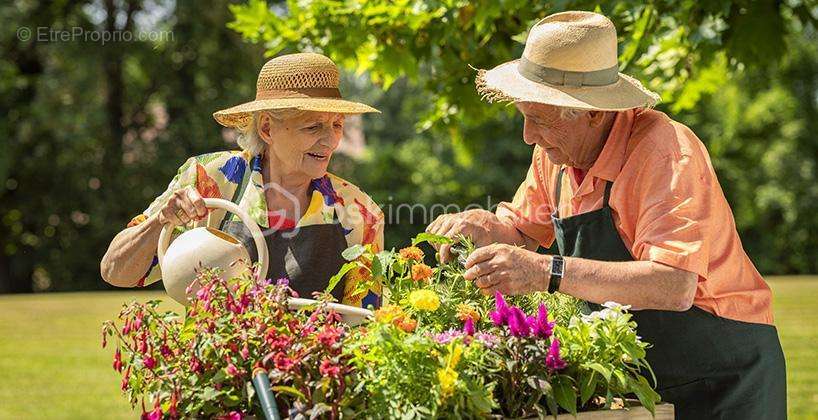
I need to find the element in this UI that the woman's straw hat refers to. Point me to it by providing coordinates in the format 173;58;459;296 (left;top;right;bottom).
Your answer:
476;11;659;111
213;53;379;127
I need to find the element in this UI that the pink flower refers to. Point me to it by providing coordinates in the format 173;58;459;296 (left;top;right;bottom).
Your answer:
189;357;202;374
462;317;475;336
240;345;250;360
317;326;343;347
113;348;123;372
121;366;131;391
507;307;531;337
133;315;143;330
143;356;156;369
433;329;465;344
273;352;295;372
218;411;244;420
529;303;556;339
319;359;341;378
474;332;499;348
546;338;567;371
489;292;511;326
142;406;162;420
226;363;240;377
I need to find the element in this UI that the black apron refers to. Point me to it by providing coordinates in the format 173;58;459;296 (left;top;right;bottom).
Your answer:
551;168;787;419
222;220;348;303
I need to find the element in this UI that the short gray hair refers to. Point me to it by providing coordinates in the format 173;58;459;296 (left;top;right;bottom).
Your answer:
236;109;306;156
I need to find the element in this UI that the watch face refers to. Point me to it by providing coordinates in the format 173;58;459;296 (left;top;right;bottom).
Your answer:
552;257;564;276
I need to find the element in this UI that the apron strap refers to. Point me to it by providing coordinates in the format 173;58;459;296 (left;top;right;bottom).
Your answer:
554;167;614;217
603;178;613;208
554;168;565;218
218;156;252;231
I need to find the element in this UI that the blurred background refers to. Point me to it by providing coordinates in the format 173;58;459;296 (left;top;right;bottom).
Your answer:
1;0;816;418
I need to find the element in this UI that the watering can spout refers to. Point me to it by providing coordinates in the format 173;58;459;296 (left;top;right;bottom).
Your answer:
157;198;270;305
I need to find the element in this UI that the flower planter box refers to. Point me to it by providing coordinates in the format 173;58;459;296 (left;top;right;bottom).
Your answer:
551;402;674;419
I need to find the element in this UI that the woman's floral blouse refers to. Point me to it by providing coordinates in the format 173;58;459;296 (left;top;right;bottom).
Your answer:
127;150;385;308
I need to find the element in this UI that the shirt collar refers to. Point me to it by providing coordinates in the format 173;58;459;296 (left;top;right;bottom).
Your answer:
585;108;639;182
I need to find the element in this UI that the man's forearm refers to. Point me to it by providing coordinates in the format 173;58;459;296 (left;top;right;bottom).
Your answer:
558;257;698;311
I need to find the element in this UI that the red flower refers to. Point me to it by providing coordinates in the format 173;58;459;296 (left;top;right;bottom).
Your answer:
319;359;341;378
113;348;123;372
317;326;343;347
121;366;131;391
189;357;202;374
160;344;172;359
273;352;295;372
226;363;240;377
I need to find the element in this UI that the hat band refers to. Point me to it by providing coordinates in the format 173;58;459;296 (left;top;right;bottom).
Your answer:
517;58;619;88
255;87;342;100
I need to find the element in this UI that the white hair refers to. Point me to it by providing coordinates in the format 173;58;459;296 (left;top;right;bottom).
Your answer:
236;109;306;156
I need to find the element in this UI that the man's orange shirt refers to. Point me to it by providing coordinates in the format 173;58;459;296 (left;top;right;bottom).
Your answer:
496;108;774;325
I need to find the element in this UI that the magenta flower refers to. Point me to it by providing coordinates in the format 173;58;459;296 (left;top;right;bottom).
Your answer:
546;338;567;371
489;292;512;326
507;307;531;337
142;406;162;420
218;411;244;420
143;356;156;369
463;317;475;336
529;303;556;339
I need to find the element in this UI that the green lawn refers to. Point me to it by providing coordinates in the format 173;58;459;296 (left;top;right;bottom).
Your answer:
0;277;816;419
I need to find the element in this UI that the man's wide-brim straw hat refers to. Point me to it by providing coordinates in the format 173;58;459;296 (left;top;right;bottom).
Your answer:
476;11;659;111
213;53;379;128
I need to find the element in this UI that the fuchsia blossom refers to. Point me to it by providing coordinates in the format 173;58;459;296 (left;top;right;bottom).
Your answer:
226;363;240;377
319;359;342;378
217;411;244;420
317;326;343;347
113;348;123;372
240;345;250;360
143;356;156;369
142;406;162;420
546;338;567;371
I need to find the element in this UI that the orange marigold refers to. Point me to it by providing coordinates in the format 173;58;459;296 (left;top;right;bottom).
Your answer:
396;317;418;333
411;263;434;282
399;246;424;262
456;303;481;322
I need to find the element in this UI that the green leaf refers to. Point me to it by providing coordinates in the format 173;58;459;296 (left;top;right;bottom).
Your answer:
553;376;577;415
271;385;306;401
325;261;359;293
411;232;454;246
579;371;597;406
341;244;367;261
585;363;612;383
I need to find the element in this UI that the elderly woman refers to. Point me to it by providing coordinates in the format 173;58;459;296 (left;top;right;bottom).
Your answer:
428;12;785;420
101;53;384;308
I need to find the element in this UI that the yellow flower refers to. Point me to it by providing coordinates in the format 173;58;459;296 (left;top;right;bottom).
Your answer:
374;304;404;323
447;344;463;369
437;367;458;398
408;289;440;311
399;246;424;261
456;303;481;322
411;263;434;282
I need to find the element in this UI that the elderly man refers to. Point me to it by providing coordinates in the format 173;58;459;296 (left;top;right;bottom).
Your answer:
427;11;786;420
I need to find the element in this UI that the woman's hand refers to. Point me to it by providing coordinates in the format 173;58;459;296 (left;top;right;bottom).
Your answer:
159;187;208;226
463;243;552;295
426;209;532;262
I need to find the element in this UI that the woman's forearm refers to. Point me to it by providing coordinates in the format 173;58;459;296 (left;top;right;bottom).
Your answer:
559;257;698;311
100;214;164;287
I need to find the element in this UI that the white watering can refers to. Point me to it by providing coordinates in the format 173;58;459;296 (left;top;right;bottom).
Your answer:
157;198;373;325
158;198;269;306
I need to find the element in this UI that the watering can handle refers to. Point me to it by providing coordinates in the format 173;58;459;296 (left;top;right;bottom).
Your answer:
157;198;270;281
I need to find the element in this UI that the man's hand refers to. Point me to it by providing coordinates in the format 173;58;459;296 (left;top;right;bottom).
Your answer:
426;210;528;262
463;243;552;295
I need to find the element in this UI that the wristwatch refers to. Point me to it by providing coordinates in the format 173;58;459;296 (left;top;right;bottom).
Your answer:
547;255;564;294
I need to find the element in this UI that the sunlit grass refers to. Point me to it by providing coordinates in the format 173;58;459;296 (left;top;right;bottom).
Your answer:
0;277;815;418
